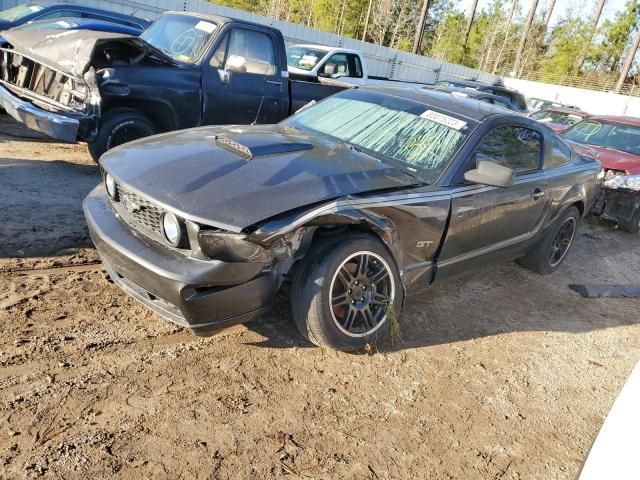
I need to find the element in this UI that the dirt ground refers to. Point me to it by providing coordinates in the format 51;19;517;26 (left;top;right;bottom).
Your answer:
1;116;639;480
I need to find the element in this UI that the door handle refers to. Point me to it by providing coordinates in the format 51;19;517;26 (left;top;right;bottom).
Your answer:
266;80;282;86
531;188;546;199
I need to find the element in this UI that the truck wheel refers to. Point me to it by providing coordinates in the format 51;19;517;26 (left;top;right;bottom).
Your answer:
519;206;580;275
290;235;403;350
619;208;640;233
88;108;157;162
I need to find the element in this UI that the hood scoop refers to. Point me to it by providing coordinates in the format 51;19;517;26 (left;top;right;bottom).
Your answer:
214;135;313;160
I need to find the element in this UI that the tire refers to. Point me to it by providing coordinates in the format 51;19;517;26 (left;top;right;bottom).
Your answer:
519;206;580;275
619;208;640;233
88;108;157;162
290;234;404;350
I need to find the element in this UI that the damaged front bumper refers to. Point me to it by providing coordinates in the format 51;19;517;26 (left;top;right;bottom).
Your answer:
592;187;640;230
0;84;80;142
83;186;278;335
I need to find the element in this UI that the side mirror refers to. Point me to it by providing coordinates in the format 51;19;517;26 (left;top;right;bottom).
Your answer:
464;160;514;188
226;55;247;73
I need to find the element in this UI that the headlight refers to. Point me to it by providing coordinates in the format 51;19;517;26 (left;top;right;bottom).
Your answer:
604;174;640;191
105;173;117;199
198;231;271;263
162;212;183;247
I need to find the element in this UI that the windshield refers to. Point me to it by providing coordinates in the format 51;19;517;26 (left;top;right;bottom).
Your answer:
140;14;217;64
287;46;328;71
16;19;80;31
531;110;583;126
563;120;640;156
0;4;43;22
287;90;471;182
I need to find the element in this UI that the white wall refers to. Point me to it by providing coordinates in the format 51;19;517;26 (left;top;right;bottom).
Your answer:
504;78;640;117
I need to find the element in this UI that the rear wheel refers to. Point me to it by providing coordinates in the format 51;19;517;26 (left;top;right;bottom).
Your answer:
519;206;580;274
88;108;156;162
290;235;403;350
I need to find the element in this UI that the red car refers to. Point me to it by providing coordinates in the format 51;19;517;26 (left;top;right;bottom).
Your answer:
562;116;640;232
529;107;588;134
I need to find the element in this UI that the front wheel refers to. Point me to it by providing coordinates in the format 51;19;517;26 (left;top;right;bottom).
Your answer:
88;108;157;162
519;206;580;274
290;235;403;350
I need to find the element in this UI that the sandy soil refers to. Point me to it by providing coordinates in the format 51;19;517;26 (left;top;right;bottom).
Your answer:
1;117;639;479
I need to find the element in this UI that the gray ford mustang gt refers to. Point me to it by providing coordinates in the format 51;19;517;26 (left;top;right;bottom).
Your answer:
84;87;602;349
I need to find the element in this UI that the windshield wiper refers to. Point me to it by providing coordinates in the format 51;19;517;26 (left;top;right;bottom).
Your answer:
343;143;429;184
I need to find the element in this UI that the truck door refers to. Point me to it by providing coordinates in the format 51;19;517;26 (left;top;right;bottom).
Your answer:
202;26;287;125
435;124;550;280
317;52;366;86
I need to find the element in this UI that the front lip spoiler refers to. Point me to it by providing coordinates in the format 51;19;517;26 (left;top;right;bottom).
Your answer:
0;85;79;142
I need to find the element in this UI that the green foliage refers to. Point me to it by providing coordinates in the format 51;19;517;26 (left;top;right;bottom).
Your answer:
539;16;589;80
208;0;640;85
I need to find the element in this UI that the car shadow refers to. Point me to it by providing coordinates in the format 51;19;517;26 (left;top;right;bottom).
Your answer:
243;222;640;353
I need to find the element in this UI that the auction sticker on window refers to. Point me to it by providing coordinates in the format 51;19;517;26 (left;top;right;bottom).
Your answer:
195;21;216;33
420;110;467;130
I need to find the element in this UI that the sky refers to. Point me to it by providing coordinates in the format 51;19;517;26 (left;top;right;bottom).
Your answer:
456;0;631;27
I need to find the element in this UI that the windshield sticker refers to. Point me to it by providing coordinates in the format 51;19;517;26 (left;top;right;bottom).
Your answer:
420;110;467;130
195;21;216;34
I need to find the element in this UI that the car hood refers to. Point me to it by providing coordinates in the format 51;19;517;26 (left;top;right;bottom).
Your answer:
100;125;422;232
569;143;640;174
1;29;172;77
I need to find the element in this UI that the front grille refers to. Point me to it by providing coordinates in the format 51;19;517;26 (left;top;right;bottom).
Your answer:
115;185;163;238
0;48;86;111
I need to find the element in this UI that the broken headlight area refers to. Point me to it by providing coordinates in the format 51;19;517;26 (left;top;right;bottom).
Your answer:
604;174;640;191
198;230;272;264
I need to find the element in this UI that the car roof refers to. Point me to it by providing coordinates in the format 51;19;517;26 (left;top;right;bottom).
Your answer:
363;85;510;121
289;44;360;54
35;2;150;23
588;115;640;127
428;85;505;100
537;106;587;115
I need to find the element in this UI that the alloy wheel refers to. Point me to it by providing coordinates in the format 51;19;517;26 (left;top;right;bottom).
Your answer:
549;217;577;267
329;251;395;338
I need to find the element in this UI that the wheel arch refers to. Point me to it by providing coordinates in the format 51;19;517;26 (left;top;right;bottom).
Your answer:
100;98;180;133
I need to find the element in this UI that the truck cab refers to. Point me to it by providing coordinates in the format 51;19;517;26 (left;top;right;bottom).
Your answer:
287;44;368;86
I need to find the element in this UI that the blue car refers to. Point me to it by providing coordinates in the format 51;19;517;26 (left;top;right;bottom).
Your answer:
6;16;145;37
0;2;149;32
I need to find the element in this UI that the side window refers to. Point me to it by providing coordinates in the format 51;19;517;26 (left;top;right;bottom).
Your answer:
323;53;350;78
477;96;493;105
35;10;82;20
547;137;571;167
474;126;542;173
225;29;276;75
209;33;228;69
348;54;363;78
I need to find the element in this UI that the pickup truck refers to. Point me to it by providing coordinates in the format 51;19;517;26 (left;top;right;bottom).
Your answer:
286;44;426;89
0;11;348;161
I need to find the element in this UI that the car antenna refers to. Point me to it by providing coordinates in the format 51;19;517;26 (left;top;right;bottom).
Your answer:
251;96;265;126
